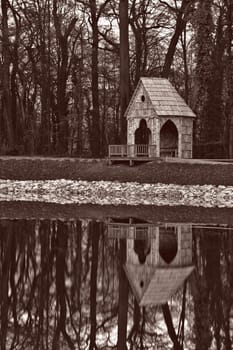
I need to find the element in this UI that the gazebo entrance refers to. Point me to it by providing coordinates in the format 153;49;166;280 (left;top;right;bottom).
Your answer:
134;119;151;156
159;226;178;264
135;119;151;144
160;120;178;157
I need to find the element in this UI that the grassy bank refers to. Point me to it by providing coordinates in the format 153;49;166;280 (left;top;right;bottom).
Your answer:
0;156;233;185
1;202;233;225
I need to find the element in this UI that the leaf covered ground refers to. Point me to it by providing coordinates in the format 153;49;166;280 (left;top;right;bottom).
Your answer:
0;179;232;207
0;157;232;185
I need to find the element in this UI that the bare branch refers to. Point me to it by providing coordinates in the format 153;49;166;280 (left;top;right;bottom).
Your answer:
97;0;111;21
158;0;177;13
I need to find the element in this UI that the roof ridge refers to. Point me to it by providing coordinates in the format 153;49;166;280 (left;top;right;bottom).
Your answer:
141;77;167;80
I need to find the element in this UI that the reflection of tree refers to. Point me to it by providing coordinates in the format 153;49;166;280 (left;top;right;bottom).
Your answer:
0;219;86;349
3;220;232;349
36;220;51;349
128;299;140;345
222;233;233;350
1;219;186;349
95;228;119;346
52;221;74;349
1;221;15;350
126;290;186;350
89;221;100;350
192;228;233;350
162;302;183;350
70;219;82;342
117;239;129;350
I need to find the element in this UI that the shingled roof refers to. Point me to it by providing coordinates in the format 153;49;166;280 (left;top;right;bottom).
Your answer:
126;77;196;118
124;264;194;307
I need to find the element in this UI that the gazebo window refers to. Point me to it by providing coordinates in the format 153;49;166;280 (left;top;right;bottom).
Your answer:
141;95;145;102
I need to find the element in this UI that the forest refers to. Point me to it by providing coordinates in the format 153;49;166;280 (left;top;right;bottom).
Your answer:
0;0;233;158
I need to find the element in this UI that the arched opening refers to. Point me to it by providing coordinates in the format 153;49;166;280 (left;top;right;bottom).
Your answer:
135;119;151;145
159;227;178;264
134;119;151;156
134;238;151;264
160;120;178;157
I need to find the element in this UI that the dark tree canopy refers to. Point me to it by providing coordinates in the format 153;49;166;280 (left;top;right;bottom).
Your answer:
0;0;232;157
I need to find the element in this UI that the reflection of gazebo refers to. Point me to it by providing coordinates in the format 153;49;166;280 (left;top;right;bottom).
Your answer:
125;265;194;307
108;78;196;165
107;221;194;307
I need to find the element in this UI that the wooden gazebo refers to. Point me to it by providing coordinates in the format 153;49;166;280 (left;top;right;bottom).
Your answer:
108;77;196;165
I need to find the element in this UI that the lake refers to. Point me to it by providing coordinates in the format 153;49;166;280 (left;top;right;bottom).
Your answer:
0;202;232;349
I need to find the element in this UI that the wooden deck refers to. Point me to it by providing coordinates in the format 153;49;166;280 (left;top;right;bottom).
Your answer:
108;144;178;165
108;144;157;165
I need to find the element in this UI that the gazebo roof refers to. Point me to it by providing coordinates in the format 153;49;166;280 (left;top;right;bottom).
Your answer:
125;77;196;118
124;263;194;307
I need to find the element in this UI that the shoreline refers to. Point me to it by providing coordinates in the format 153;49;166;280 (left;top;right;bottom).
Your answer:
0;202;233;225
0;157;233;185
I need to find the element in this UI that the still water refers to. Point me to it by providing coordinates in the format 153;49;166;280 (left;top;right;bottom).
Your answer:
0;209;233;350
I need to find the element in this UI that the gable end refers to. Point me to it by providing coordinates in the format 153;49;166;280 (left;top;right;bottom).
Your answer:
124;79;158;119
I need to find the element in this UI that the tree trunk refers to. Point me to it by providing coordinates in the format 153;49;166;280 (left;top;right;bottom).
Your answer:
119;0;130;143
1;0;14;149
57;39;69;154
181;26;189;102
225;1;233;158
11;43;20;146
38;1;51;154
39;41;50;154
162;0;192;79
53;0;77;154
90;0;101;157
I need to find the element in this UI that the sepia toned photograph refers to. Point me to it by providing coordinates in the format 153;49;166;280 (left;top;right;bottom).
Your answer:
0;0;233;349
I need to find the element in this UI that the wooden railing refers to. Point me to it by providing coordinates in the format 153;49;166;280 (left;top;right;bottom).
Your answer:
107;225;129;238
160;148;178;157
108;144;156;158
107;223;156;239
108;144;181;158
108;144;128;157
